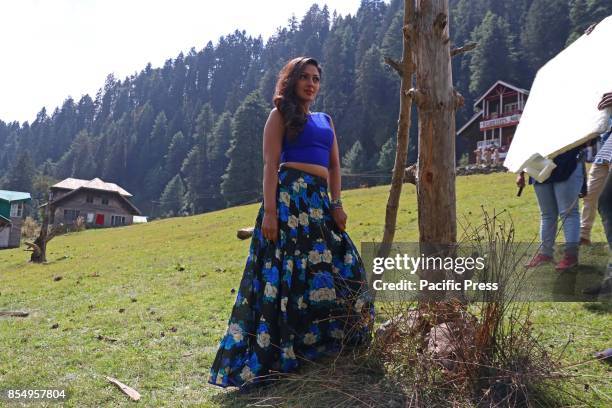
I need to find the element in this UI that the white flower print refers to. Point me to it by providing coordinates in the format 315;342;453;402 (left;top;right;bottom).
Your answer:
344;254;353;265
354;298;364;312
265;261;272;269
228;323;243;342
275;248;281;259
301;258;307;270
303;332;317;345
331;230;342;242
285;259;293;271
264;282;278;299
280;191;290;205
330;329;344;339
283;346;296;360
240;365;254;381
292;178;306;192
297;296;307;310
309;287;336;302
281;297;288;312
309;207;323;220
322;249;332;263
308;250;322;264
299;212;309;226
257;331;271;348
288;215;299;229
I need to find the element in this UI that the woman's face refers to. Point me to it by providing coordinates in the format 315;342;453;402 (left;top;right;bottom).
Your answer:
294;63;320;104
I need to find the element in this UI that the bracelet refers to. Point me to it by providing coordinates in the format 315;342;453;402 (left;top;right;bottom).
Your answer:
330;198;343;209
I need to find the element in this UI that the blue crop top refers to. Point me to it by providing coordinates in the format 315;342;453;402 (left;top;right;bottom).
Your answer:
280;112;334;168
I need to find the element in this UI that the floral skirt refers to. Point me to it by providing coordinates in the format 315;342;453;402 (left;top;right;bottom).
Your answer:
208;167;374;388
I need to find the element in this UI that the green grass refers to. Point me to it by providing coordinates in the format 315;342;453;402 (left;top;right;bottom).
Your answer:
0;172;610;407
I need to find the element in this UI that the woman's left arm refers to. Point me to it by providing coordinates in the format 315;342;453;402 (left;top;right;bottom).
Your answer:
328;118;347;231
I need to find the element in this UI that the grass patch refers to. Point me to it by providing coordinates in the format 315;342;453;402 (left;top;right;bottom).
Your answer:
1;173;610;406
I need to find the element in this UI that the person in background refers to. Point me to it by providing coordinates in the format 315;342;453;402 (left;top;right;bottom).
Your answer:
474;147;481;165
517;148;585;270
492;147;500;166
483;147;492;166
579;116;612;245
584;91;612;296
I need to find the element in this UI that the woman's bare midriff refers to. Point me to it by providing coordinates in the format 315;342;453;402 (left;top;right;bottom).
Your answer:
280;162;328;179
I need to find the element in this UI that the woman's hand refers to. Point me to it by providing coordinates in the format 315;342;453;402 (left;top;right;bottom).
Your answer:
262;211;278;242
516;172;525;188
331;207;347;232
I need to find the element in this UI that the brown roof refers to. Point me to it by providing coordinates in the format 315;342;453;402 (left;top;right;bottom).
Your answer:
52;177;132;197
42;187;141;216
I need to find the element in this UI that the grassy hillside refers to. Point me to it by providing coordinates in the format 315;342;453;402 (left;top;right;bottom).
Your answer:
0;172;610;407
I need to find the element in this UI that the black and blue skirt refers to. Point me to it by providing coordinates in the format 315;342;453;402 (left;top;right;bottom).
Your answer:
208;167;374;388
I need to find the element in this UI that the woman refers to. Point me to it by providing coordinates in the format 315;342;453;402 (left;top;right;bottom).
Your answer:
208;57;374;389
517;147;585;270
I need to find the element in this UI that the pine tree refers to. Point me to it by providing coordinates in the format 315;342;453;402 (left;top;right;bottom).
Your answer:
159;174;186;217
204;112;232;207
165;131;191;176
221;92;268;206
377;137;396;172
5;151;35;193
469;12;517;94
521;0;570;78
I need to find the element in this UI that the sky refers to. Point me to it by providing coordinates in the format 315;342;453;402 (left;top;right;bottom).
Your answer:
0;0;362;124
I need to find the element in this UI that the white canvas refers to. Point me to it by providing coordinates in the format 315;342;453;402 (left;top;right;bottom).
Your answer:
503;16;612;181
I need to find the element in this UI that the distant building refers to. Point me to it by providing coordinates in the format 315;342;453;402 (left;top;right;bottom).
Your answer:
457;80;530;164
43;177;141;227
0;190;31;249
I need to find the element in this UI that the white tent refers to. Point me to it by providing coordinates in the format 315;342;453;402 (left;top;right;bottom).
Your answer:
503;16;612;181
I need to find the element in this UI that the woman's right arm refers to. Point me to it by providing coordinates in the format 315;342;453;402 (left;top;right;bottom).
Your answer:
261;108;284;242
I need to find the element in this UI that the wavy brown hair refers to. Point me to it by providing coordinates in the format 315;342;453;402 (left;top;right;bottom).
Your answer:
273;57;322;140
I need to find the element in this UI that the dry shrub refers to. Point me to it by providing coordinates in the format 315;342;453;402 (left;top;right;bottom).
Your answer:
21;216;40;240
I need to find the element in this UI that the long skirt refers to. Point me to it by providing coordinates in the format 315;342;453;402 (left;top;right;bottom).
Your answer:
208;167;374;388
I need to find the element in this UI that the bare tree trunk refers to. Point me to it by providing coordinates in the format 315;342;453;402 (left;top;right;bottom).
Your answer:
414;0;458;247
414;0;460;298
30;193;54;263
378;0;417;259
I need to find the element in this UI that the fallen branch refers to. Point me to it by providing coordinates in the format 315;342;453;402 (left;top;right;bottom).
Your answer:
105;376;141;401
0;310;29;317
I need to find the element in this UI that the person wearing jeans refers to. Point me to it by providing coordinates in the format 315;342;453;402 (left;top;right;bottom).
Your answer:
517;147;585;271
580;122;611;245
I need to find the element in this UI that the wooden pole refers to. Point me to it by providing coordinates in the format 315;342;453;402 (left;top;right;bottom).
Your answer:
378;0;417;259
414;0;458;248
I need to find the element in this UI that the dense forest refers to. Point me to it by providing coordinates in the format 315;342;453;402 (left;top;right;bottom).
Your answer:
1;0;611;218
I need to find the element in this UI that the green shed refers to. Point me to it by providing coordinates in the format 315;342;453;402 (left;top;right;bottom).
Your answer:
0;190;32;249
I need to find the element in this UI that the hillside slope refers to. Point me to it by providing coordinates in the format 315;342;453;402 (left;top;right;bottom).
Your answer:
0;173;609;407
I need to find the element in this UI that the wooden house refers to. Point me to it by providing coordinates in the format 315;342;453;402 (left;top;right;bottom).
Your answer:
457;80;530;164
0;190;31;249
43;177;141;227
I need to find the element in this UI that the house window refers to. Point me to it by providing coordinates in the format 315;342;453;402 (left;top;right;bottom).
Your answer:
102;197;109;205
10;203;23;217
504;102;519;113
86;194;94;203
111;215;126;226
86;213;94;223
64;209;80;222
